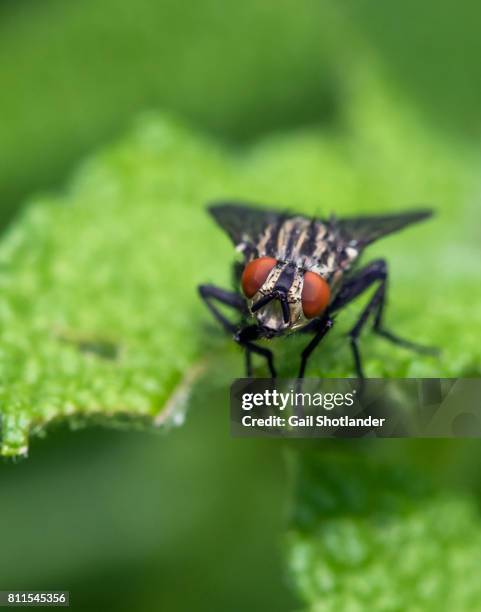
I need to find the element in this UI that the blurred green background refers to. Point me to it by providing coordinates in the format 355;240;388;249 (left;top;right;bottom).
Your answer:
2;0;480;226
0;1;480;610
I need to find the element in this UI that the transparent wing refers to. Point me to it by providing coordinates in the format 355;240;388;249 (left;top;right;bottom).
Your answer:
209;202;290;249
334;209;433;247
209;203;433;252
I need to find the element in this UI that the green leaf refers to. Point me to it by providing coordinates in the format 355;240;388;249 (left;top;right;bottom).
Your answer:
1;67;480;456
288;446;481;611
0;116;231;456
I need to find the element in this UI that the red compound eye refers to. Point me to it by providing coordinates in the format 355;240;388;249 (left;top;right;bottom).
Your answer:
301;271;331;318
241;257;277;298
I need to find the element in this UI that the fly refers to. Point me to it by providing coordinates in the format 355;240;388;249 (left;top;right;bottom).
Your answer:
199;202;438;378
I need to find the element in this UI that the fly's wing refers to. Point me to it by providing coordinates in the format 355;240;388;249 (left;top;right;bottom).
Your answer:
209;202;289;252
333;209;433;248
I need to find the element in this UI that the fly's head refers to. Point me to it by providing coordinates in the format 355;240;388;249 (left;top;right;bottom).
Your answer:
241;256;331;335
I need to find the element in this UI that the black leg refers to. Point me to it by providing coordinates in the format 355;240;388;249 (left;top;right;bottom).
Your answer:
245;349;253;377
347;283;385;379
236;325;277;378
198;284;246;333
372;297;439;354
298;316;334;378
330;259;438;378
330;259;387;313
199;285;275;377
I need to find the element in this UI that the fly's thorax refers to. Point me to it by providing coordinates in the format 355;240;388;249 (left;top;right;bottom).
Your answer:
255;215;356;275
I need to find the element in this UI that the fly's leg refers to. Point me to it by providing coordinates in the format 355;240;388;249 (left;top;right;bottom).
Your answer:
330;259;438;378
198;284;246;333
245;350;252;377
297;316;334;378
198;285;275;377
235;325;277;378
372;301;438;354
347;282;384;379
